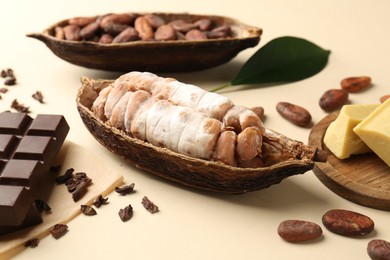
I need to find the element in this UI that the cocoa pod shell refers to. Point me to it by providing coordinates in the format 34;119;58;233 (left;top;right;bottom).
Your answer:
76;77;324;193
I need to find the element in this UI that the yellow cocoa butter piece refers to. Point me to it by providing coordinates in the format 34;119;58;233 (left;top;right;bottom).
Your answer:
324;104;380;159
354;98;390;167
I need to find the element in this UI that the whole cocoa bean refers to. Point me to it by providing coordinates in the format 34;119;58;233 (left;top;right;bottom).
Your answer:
340;76;372;93
144;14;165;29
155;25;177;41
194;18;213;31
211;25;232;36
250;106;265;119
185;29;208;41
134;16;154;41
112;27;139;43
102;22;129;36
367;239;390;260
100;13;135;29
63;25;81;41
68;16;97;27
169;19;198;33
79;22;100;40
98;33;114;44
207;30;229;39
322;209;374;237
277;220;323;242
380;94;390;103
319;89;349;111
54;26;65;40
276;102;312;127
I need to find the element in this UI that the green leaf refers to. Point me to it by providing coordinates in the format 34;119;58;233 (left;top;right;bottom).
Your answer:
212;36;330;91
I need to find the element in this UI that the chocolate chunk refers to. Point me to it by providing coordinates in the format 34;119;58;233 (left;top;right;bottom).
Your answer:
0;112;69;235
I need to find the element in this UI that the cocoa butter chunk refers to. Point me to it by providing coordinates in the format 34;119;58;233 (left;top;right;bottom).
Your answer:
0;112;69;235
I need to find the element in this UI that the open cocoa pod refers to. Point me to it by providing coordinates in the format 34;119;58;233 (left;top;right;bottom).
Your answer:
76;77;327;193
27;12;261;73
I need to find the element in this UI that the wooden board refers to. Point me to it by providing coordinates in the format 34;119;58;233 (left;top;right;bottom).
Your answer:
308;111;390;211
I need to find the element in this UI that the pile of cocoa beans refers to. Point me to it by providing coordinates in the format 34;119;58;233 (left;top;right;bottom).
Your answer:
54;13;233;44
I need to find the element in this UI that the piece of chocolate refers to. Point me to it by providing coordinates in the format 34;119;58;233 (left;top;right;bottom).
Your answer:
0;112;69;236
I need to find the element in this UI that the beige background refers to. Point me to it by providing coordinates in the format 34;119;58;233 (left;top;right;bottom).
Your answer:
1;0;390;259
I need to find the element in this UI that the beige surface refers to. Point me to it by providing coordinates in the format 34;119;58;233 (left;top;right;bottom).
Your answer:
1;0;390;259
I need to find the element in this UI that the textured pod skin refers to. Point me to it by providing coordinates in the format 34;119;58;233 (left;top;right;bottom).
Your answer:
77;77;324;193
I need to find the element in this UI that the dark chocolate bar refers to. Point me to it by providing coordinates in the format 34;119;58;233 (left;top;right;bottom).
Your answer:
0;112;69;235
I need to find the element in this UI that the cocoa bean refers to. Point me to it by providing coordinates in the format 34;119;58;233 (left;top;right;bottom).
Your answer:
194;18;213;31
99;13;135;29
207;30;229;39
319;89;349;111
169;19;198;33
68;16;97;27
340;76;371;93
185;29;208;41
250;106;265;119
276;102;311;127
144;14;165;29
112;27;139;43
277;220;322;242
155;25;177;41
322;209;374;237
63;25;81;41
380;94;390;103
134;16;154;40
367;239;390;260
54;26;65;40
79;22;100;40
98;33;113;44
102;22;129;36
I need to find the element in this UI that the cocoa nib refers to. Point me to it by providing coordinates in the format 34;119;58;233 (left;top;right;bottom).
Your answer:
24;238;39;248
142;196;159;213
50;224;68;239
118;204;133;222
34;199;51;212
115;183;135;195
93;194;108;208
11;99;30;113
56;167;74;184
80;205;97;216
32;91;44;103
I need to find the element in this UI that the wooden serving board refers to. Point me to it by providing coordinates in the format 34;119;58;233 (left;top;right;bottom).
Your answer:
308;111;390;211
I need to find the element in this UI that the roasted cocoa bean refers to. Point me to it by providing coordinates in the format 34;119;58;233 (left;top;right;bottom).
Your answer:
277;220;322;242
322;209;374;237
68;16;97;27
194;18;213;31
340;76;372;93
185;29;208;40
319;89;349;111
367;239;390;260
99;33;114;44
112;27;139;43
63;25;81;41
155;25;177;41
99;13;135;28
57;13;233;43
144;14;165;29
79;22;100;40
54;26;65;40
276;102;311;127
380;94;390;103
134;16;154;40
169;19;198;33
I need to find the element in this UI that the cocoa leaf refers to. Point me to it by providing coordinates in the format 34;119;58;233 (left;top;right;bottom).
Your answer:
212;36;330;91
